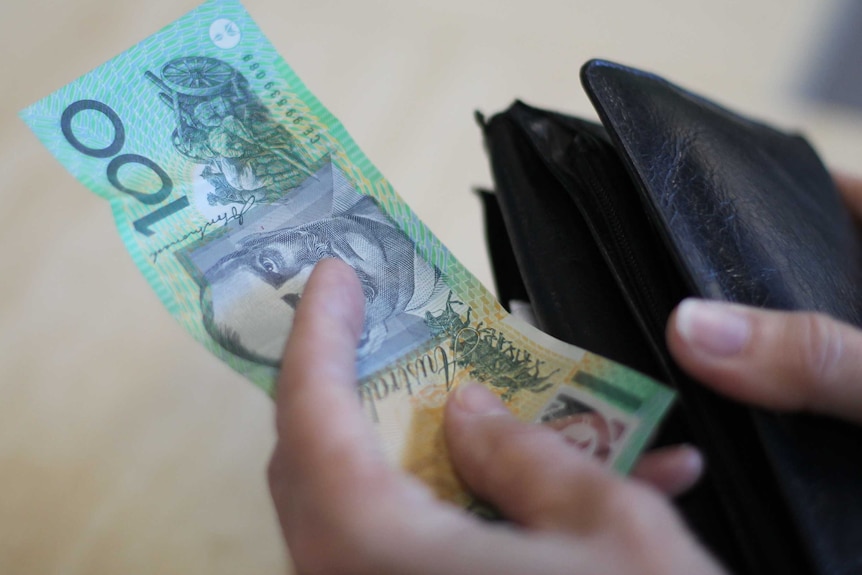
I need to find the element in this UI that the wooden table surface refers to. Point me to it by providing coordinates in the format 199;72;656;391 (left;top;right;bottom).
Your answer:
2;0;861;573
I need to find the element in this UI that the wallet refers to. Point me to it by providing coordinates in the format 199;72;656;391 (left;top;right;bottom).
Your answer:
477;60;862;575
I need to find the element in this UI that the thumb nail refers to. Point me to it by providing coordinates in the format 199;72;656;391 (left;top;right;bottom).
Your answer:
675;299;751;357
454;383;509;415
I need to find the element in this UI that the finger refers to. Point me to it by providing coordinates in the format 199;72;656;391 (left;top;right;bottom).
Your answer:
667;298;862;423
445;382;638;533
270;264;605;574
273;259;528;575
631;445;704;497
833;172;862;219
273;258;370;462
445;384;724;575
269;259;401;553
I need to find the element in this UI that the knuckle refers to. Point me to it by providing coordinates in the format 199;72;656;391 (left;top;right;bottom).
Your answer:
513;475;580;524
267;444;294;514
291;539;362;575
473;425;624;527
797;313;844;392
290;539;361;575
279;469;409;575
475;426;552;498
285;503;387;575
267;454;373;575
266;449;284;491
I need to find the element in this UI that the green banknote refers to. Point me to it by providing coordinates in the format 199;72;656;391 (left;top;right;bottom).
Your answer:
21;0;673;503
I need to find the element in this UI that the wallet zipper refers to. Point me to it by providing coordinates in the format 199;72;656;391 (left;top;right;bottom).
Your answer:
569;135;670;355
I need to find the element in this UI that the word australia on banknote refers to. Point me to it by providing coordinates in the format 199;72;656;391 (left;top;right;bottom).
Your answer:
22;0;673;503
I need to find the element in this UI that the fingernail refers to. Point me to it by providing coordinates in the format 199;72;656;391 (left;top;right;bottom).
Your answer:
454;383;509;415
675;299;751;357
677;444;705;477
665;444;706;495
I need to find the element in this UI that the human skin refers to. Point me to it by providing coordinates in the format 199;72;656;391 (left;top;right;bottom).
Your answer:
666;174;862;426
268;176;862;575
267;259;721;575
204;201;419;364
666;299;862;424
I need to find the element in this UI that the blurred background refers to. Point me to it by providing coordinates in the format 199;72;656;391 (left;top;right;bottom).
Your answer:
2;0;862;573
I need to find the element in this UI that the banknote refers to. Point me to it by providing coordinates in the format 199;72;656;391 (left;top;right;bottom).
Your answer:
21;0;674;504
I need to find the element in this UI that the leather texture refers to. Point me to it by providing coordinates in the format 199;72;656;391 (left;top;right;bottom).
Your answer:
481;104;752;573
581;60;862;575
479;108;664;379
481;60;862;575
581;60;862;320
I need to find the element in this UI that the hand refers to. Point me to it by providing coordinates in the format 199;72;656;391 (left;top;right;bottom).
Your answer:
268;259;723;575
667;294;862;423
666;174;862;424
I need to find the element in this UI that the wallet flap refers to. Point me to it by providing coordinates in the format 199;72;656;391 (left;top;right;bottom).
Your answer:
580;59;862;320
581;59;862;575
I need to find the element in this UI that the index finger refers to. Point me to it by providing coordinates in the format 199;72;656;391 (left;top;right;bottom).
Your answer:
275;256;365;427
269;259;389;520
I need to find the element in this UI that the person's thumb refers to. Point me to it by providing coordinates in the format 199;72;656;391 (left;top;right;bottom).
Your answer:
667;298;862;424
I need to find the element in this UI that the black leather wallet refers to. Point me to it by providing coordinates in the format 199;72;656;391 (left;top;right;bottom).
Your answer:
478;60;862;575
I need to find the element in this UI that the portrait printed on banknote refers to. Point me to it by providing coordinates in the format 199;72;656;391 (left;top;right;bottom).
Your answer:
178;161;449;376
536;384;636;464
21;0;675;491
138;54;447;375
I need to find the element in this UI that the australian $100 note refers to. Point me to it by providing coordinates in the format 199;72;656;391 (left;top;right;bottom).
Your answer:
21;0;674;505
